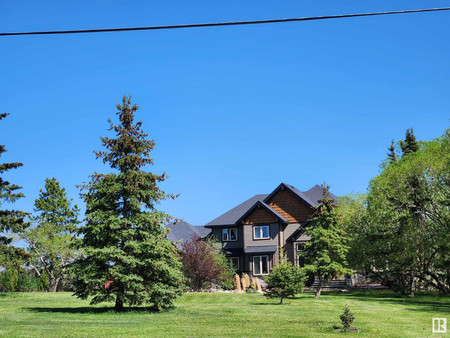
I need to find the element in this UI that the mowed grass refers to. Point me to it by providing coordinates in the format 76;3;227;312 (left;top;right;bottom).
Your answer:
0;291;448;337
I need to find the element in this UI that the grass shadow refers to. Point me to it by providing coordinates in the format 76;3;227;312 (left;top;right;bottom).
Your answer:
25;306;167;314
330;291;450;314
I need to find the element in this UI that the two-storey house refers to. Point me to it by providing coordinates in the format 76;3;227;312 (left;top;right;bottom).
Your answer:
204;183;338;276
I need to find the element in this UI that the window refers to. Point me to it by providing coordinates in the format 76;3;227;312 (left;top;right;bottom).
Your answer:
296;243;305;251
254;225;270;239
228;257;239;271
295;242;305;267
253;255;269;275
222;228;238;241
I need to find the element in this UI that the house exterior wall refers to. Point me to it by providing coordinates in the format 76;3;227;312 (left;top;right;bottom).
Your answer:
243;223;279;248
243;208;277;224
266;190;313;223
211;225;244;249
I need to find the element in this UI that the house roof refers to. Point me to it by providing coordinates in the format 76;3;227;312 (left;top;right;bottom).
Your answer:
303;184;339;206
205;183;339;227
263;183;316;207
235;200;289;225
166;221;211;248
244;245;278;254
205;194;268;227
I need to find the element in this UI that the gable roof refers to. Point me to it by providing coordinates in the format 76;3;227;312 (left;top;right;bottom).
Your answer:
264;183;316;207
166;221;211;248
303;184;339;206
205;194;268;227
235;200;289;225
205;183;339;227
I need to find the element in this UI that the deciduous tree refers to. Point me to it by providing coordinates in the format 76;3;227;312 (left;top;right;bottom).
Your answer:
23;178;80;292
180;234;234;290
342;129;450;295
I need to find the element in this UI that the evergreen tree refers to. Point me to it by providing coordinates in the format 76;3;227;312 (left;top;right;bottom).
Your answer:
265;254;305;304
399;128;419;156
301;184;351;298
387;140;398;163
0;113;29;267
73;96;183;311
23;178;80;292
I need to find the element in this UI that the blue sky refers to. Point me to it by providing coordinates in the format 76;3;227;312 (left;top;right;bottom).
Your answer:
1;1;449;225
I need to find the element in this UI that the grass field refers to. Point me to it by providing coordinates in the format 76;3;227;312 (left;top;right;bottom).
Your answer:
1;291;448;337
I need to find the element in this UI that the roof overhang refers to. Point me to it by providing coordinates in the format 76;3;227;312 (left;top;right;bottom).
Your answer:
244;245;278;254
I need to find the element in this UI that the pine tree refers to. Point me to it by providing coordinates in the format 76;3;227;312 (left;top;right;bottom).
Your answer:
73;96;183;311
387;140;398;163
23;178;80;292
0;113;29;267
301;184;351;298
399;128;419;156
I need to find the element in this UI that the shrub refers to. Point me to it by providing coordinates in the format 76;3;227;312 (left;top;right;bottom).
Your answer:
340;306;355;330
265;259;305;303
180;235;234;290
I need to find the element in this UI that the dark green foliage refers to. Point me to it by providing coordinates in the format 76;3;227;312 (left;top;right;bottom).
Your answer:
3;264;18;292
340;306;355;330
73;96;183;311
265;256;305;303
0;113;30;267
23;178;80;292
399;128;419;156
0;268;44;292
387;140;398;163
301;184;351;298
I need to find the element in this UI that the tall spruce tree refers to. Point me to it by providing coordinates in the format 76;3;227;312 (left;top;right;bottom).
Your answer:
301;184;351;298
23;178;80;291
73;96;183;311
387;140;398;163
0;113;29;267
399;128;419;156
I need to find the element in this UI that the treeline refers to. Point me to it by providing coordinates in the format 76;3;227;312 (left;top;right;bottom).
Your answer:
340;128;449;295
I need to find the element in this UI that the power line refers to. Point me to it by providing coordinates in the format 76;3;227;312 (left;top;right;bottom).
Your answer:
1;7;449;37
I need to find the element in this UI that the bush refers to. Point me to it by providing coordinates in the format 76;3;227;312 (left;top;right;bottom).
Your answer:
340;306;355;330
265;259;305;304
0;268;43;292
180;235;234;290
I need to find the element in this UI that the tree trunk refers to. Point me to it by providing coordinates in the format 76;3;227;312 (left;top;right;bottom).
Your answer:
115;295;124;312
280;296;283;304
315;275;323;298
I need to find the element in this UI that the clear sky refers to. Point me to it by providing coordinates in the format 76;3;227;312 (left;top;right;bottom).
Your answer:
1;1;449;226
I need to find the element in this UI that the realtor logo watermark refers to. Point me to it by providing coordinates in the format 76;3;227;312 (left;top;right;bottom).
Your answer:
433;318;447;333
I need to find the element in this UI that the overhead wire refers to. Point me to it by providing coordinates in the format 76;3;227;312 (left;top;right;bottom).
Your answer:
1;7;449;37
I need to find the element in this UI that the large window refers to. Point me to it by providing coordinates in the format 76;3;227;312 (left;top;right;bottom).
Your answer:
253;255;269;275
228;257;239;271
253;225;270;239
222;228;238;241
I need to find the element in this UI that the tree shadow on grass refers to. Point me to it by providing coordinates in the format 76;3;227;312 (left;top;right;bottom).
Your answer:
25;306;169;314
328;291;450;314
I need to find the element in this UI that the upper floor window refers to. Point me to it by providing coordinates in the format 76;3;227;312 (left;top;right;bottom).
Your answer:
222;228;238;241
296;243;305;251
254;225;270;239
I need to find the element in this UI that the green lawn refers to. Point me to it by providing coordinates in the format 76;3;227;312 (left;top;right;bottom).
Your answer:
0;291;448;337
